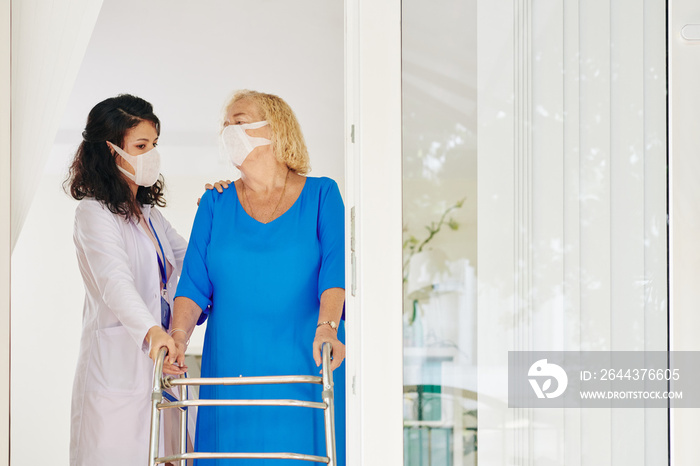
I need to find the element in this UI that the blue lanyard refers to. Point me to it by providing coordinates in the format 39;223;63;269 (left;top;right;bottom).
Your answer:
148;218;168;289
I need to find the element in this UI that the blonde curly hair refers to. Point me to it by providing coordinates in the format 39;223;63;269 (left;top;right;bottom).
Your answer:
222;90;311;174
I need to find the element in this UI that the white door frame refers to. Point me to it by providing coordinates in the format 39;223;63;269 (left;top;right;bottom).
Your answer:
669;1;700;464
344;0;404;464
1;0;11;464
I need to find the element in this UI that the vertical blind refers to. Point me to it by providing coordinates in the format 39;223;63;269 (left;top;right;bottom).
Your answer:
477;0;667;464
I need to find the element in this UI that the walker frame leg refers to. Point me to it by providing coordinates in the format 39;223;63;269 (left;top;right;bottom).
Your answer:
148;347;167;466
322;343;337;466
179;383;188;466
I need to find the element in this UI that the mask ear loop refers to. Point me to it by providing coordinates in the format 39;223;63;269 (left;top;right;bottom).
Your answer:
106;141;124;168
105;141;119;157
107;141;140;183
242;121;272;145
239;123;272;149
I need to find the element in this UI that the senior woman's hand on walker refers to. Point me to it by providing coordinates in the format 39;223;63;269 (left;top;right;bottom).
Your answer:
146;325;187;375
170;334;189;370
313;288;346;372
169;297;203;369
313;325;345;372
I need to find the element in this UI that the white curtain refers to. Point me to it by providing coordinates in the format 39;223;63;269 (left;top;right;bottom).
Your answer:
477;0;667;464
11;0;103;250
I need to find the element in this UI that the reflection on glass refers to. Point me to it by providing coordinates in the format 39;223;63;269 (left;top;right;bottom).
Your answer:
402;0;477;464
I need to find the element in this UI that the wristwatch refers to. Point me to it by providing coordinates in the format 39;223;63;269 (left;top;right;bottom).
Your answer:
317;320;338;331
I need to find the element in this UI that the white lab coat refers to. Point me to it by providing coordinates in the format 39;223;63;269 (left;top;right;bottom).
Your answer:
69;198;189;466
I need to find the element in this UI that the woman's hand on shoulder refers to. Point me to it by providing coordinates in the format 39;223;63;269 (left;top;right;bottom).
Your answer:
198;179;231;205
146;325;188;375
313;325;345;372
205;179;231;193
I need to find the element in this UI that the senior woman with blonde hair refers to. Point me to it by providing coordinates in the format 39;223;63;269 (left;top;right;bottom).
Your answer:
160;90;346;464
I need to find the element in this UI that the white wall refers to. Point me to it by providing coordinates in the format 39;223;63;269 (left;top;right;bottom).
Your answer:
10;1;344;463
0;1;10;464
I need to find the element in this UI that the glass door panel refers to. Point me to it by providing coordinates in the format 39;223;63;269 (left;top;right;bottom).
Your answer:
403;0;669;464
402;1;477;465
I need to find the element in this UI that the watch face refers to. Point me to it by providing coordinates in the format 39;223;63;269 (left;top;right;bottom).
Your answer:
331;321;337;329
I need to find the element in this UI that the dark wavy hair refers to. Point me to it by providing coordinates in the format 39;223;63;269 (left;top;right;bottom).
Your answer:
64;94;165;221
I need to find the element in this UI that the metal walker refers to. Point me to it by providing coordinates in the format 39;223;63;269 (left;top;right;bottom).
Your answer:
148;343;337;465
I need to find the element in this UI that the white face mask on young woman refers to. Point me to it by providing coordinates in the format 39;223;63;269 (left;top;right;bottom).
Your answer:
109;143;161;187
220;120;272;167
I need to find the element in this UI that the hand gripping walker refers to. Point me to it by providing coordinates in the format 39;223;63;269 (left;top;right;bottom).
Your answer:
148;342;337;465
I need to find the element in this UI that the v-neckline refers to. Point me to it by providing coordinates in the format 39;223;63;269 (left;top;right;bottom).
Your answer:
235;177;308;226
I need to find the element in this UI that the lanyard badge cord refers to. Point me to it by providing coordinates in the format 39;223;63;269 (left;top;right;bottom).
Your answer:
148;218;171;328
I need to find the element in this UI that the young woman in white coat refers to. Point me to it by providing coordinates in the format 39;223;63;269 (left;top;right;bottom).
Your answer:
66;94;192;465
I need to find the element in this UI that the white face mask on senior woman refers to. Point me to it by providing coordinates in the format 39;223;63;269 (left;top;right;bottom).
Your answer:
109;142;161;187
220;120;272;167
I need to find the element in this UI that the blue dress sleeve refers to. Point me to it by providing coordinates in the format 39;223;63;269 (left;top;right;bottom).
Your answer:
175;190;216;323
317;178;345;300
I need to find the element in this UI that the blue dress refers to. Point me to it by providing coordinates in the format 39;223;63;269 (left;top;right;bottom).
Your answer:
175;176;346;465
